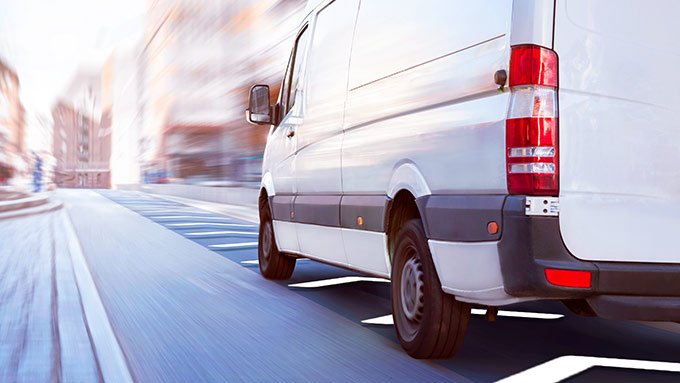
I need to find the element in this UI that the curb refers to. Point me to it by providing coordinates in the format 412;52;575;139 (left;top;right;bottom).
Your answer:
62;206;134;383
0;199;62;220
0;194;50;213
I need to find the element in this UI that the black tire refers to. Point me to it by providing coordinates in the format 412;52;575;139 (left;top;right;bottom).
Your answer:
258;202;295;280
391;219;471;359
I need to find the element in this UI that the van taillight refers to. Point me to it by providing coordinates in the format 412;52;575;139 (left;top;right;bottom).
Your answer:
506;45;559;196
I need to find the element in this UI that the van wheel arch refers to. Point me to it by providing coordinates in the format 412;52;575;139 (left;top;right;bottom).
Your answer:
385;190;424;264
258;188;269;216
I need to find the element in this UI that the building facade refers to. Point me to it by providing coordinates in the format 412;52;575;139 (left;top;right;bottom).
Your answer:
0;58;26;181
140;0;306;185
52;69;111;188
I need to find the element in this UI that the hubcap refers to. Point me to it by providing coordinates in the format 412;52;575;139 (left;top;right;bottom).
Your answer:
400;256;424;322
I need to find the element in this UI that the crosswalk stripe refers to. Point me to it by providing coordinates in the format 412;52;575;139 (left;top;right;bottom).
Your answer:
209;242;259;249
150;215;233;220
289;276;389;288
361;309;563;326
167;223;255;228
497;356;680;383
186;231;258;237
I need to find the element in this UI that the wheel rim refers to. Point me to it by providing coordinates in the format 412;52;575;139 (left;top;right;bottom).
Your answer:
399;247;425;340
260;220;273;268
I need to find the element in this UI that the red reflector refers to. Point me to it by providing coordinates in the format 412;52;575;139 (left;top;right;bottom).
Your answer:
509;45;558;87
545;269;591;289
506;117;559;196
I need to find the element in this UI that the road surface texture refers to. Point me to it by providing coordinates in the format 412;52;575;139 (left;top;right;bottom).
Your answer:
3;188;680;382
0;204;99;381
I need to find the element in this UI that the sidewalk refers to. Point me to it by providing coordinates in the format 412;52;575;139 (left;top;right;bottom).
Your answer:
0;191;61;219
117;183;258;208
0;207;100;382
0;189;28;201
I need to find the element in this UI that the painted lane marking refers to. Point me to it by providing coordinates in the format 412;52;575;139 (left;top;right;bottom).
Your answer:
289;276;389;288
495;355;680;383
167;222;256;228
150;215;235;220
209;242;259;249
62;209;133;382
118;204;179;208
361;315;394;325
470;308;563;320
361;309;563;326
185;231;258;237
240;259;309;265
136;210;213;215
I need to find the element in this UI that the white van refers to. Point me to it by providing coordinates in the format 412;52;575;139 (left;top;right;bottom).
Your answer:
246;0;680;359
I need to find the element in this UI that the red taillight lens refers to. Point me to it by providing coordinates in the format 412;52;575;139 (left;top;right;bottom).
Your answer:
506;117;559;196
507;45;559;196
509;45;558;87
545;268;591;289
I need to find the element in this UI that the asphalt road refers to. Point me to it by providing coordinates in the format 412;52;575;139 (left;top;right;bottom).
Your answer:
56;189;680;382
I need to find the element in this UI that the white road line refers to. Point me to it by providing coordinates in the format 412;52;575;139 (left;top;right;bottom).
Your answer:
361;309;563;326
185;231;258;237
151;215;239;220
137;210;212;215
289;276;389;288
495;355;680;383
62;209;133;383
470;308;563;320
361;315;394;325
209;242;259;249
167;223;255;228
241;259;309;265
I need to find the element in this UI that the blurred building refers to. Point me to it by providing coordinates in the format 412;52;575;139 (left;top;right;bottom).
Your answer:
140;0;306;185
52;68;111;188
103;41;146;186
0;58;26;181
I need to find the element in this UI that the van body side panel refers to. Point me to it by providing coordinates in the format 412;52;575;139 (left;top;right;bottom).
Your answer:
347;0;511;91
265;125;297;195
343;45;511;194
342;1;512;196
555;0;680;263
296;224;348;265
295;0;359;194
509;0;554;47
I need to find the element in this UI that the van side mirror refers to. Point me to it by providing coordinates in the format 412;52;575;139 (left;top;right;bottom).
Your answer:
246;84;272;125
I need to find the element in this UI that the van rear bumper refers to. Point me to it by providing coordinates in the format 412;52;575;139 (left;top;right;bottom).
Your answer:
499;196;680;321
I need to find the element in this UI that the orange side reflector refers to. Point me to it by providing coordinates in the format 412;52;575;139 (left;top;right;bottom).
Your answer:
545;268;591;289
487;221;499;235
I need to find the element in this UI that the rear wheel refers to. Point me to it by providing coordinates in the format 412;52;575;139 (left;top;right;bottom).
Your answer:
391;219;470;359
258;202;295;280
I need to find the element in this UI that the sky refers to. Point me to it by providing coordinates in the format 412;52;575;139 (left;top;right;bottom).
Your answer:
0;0;145;119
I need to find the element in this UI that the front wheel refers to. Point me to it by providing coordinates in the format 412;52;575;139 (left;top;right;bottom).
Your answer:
258;202;295;280
391;219;471;359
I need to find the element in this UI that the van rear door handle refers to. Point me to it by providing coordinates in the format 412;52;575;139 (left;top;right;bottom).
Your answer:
287;130;295;138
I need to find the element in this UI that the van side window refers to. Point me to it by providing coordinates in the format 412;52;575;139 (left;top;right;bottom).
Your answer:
279;56;293;122
280;26;309;120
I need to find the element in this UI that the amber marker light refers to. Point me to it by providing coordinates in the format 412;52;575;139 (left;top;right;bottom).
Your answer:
487;221;499;235
357;216;363;226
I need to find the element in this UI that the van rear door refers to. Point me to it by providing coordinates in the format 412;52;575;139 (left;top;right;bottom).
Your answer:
555;0;680;263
